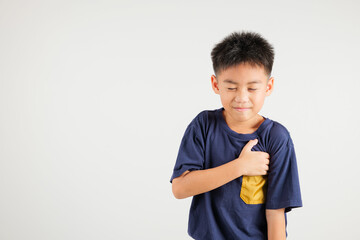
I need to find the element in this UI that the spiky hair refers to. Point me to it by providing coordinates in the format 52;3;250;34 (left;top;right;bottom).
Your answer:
211;31;274;76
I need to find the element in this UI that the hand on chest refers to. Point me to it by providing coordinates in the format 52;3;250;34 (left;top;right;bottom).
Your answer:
208;135;267;167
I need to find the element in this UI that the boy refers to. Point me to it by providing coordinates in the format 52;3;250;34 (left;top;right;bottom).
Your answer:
170;31;302;240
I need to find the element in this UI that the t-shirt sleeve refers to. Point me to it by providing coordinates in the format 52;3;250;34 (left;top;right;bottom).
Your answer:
169;118;205;183
266;136;303;212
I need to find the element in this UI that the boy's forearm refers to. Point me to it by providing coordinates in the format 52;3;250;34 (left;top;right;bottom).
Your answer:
172;158;242;199
266;208;286;240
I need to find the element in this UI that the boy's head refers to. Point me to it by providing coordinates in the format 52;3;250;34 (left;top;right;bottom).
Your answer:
210;31;275;126
211;31;274;77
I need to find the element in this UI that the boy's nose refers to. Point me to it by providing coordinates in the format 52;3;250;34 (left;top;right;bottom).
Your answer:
234;92;249;103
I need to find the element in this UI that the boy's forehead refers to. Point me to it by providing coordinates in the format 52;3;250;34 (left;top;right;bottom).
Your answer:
222;79;263;85
216;63;268;84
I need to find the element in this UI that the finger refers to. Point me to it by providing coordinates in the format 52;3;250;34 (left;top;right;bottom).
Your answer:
243;139;258;152
256;152;269;158
265;159;270;165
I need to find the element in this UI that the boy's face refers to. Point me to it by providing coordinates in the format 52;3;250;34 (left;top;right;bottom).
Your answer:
211;63;274;127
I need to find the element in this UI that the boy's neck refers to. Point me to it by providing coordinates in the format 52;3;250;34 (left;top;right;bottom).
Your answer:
222;110;265;134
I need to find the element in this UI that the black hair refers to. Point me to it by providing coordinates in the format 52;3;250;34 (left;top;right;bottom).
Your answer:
211;31;274;76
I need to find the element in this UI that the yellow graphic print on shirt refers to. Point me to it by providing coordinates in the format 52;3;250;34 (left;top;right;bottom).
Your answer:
240;175;268;204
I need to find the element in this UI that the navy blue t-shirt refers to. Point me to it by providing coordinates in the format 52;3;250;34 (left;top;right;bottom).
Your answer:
170;108;302;240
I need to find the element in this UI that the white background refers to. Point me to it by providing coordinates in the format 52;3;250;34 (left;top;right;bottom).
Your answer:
1;0;359;239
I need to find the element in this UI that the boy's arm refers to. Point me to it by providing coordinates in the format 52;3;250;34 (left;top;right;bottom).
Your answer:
172;139;269;199
266;208;286;240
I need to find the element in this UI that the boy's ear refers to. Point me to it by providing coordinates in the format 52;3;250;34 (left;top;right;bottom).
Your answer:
266;77;274;96
211;75;220;94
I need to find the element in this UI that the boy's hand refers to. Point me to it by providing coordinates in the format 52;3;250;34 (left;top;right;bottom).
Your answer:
236;139;270;176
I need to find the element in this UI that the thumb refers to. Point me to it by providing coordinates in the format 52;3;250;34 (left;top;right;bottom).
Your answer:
243;139;258;151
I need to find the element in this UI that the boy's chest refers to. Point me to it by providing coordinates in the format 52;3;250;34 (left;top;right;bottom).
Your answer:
206;133;267;168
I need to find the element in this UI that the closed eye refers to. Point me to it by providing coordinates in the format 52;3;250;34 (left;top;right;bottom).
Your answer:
227;88;257;91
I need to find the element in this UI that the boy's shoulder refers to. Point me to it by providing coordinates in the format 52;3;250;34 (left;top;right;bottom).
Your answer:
183;108;219;138
187;108;216;128
264;118;295;155
267;119;291;141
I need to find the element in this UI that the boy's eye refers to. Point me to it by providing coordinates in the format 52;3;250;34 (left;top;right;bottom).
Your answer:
227;88;257;91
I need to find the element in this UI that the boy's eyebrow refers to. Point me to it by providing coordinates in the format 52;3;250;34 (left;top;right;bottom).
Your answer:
223;79;238;84
223;79;262;84
247;80;262;84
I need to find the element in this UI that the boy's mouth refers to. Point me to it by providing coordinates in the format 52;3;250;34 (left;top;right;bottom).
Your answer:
234;107;250;112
